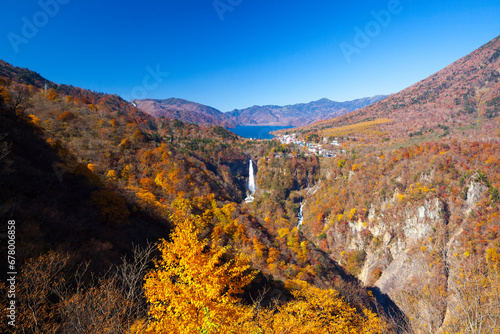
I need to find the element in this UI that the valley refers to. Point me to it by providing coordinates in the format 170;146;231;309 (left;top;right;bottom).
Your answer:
0;33;499;334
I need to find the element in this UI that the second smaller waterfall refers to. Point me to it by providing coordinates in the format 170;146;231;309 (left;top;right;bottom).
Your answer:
297;202;305;229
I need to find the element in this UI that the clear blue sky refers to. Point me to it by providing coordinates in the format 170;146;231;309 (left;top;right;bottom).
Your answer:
1;0;499;111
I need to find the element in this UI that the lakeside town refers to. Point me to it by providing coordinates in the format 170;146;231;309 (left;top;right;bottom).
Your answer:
276;133;340;157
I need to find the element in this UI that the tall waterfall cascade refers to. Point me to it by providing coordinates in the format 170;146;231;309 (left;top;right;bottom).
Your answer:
245;159;256;203
248;159;256;194
297;202;305;229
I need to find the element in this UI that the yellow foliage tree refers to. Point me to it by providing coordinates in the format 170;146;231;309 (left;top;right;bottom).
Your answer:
107;169;118;181
250;280;384;333
299;240;309;262
143;199;257;334
143;197;385;334
252;236;266;259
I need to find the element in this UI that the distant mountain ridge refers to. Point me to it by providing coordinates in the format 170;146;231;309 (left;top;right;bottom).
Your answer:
132;95;388;128
226;96;388;126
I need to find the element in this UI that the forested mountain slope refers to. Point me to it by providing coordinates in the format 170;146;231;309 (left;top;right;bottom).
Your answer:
1;35;499;333
0;62;390;333
292;35;500;144
264;35;500;333
131;98;237;128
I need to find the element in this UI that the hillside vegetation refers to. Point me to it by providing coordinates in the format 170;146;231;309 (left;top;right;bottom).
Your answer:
1;35;500;333
0;63;389;333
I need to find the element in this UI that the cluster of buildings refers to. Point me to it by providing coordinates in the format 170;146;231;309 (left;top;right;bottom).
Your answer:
276;134;340;157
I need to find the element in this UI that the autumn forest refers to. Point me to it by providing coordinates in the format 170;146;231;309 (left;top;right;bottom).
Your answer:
1;35;500;333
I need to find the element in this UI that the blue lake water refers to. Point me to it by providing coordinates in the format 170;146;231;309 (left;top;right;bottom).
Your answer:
229;125;295;139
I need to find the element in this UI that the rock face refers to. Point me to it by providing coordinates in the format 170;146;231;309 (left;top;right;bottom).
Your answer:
466;180;488;213
361;198;443;280
302;171;491;333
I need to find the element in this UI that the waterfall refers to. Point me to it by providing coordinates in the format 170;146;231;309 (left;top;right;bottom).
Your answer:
245;159;256;203
297;202;305;229
248;159;256;194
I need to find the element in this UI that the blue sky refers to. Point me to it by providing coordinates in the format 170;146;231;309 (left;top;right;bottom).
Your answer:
1;0;499;111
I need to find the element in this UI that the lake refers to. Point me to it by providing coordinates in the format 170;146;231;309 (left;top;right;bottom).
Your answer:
229;125;295;139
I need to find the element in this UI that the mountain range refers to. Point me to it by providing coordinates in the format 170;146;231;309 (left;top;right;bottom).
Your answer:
225;95;388;126
131;95;388;128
